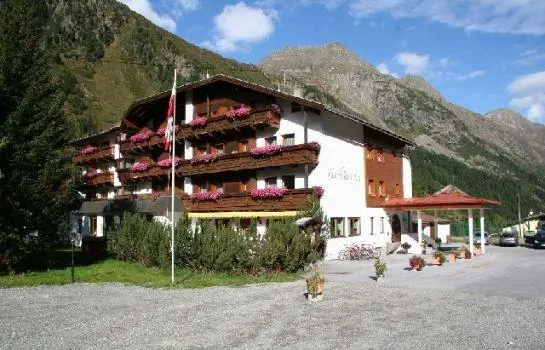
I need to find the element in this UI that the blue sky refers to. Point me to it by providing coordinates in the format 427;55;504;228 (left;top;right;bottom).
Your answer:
118;0;545;124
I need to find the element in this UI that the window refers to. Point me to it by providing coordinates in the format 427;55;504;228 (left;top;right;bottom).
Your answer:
265;136;277;146
213;144;224;155
394;183;400;195
210;181;223;194
90;216;97;236
330;218;345;238
366;149;374;160
368;180;376;196
377;151;385;163
265;177;277;187
370;217;375;235
239;141;248;153
349;218;361;236
196;144;208;155
378;181;385;196
291;103;301;112
380;217;385;234
282;175;295;189
282;134;295;146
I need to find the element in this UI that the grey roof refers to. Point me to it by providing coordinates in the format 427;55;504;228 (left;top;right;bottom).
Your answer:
69;124;121;146
77;197;185;216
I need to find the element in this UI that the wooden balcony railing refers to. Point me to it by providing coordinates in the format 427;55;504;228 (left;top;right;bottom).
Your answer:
119;107;281;154
183;143;319;176
73;145;114;164
183;188;314;212
179;108;281;140
117;166;176;183
84;172;114;186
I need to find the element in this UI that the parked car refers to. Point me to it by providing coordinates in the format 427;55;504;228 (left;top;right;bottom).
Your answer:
533;230;545;249
499;232;518;247
470;232;490;245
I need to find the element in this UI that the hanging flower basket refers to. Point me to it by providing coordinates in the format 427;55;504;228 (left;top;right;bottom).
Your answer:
313;186;324;198
130;131;152;143
84;171;100;179
250;145;284;157
227;105;251;120
80;145;97;155
308;141;321;151
157;157;181;168
270;104;281;114
190;191;223;202
250;187;288;199
130;162;149;172
191;154;218;165
189;117;207;127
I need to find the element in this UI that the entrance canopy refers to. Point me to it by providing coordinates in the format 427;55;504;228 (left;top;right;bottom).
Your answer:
381;185;501;254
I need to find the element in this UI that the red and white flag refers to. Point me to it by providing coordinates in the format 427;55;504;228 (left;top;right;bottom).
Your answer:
164;72;177;151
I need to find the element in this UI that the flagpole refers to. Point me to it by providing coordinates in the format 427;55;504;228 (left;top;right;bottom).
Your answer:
171;68;177;284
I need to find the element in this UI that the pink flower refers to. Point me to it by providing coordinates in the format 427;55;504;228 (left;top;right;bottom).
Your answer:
130;162;149;172
130;131;152;143
250;187;288;199
227;105;251;119
191;154;217;165
190;191;223;202
156;125;179;135
189;117;207;127
84;171;100;178
250;145;284;157
80;145;97;155
308;142;321;151
270;104;281;114
313;186;324;198
157;157;181;168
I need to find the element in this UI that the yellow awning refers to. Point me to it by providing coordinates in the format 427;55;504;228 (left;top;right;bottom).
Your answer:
188;211;298;219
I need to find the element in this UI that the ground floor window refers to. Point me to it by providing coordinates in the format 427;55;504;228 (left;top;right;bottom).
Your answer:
330;217;345;237
349;217;361;236
380;217;385;233
370;217;375;235
90;216;97;236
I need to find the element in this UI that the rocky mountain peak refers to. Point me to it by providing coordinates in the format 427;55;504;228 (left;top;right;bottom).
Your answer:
485;108;527;126
399;74;443;101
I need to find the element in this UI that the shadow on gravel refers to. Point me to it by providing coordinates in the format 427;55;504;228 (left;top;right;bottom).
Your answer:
26;249;108;272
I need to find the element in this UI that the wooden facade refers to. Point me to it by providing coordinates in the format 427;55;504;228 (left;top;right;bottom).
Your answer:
73;145;114;165
183;189;314;212
84;172;114;187
365;146;403;207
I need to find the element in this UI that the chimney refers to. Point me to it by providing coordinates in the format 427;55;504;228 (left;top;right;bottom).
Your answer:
293;87;303;98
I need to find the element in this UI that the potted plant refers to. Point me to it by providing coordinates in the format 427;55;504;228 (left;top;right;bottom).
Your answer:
306;267;325;301
409;255;426;271
431;251;446;266
447;250;457;263
374;259;387;279
460;247;472;259
399;242;411;254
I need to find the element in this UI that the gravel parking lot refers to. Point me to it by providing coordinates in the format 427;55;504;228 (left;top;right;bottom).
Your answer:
1;246;544;349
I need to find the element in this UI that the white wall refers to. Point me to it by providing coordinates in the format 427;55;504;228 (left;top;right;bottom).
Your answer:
135;182;152;194
402;155;412;199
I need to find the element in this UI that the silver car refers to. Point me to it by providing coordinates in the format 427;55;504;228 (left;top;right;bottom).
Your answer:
499;232;518;247
471;232;490;245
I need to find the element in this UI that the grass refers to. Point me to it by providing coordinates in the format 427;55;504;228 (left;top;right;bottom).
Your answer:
0;250;301;289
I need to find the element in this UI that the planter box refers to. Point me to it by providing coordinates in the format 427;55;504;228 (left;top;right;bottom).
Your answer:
307;293;323;302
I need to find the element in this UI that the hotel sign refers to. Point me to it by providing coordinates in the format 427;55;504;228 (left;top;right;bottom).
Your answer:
327;167;361;184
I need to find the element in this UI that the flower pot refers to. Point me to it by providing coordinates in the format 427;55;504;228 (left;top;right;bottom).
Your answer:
448;254;456;263
432;257;441;265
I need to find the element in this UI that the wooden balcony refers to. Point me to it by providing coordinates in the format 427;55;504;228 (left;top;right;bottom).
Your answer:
73;146;114;165
179;108;280;140
117;166;176;183
183;143;319;176
183;188;314;212
119;134;166;154
84;172;114;187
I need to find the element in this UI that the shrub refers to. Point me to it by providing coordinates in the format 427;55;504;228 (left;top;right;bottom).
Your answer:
375;259;387;277
409;255;426;270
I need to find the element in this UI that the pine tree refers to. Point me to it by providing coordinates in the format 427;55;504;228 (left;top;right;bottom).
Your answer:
0;0;80;271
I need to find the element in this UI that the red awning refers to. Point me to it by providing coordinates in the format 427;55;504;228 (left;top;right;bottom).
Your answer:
381;185;501;210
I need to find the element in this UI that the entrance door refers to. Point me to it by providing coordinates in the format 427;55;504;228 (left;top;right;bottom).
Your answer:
391;214;401;243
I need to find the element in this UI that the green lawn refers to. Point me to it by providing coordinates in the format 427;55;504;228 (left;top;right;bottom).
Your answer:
0;250;301;289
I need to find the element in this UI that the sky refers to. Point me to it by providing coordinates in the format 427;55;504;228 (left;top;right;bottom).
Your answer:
117;0;545;124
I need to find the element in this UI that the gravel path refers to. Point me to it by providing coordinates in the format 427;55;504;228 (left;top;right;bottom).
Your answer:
1;280;544;349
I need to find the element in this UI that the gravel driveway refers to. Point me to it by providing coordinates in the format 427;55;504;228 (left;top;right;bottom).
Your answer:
1;246;544;349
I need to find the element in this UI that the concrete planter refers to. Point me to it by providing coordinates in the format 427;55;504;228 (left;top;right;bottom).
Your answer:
307;293;323;302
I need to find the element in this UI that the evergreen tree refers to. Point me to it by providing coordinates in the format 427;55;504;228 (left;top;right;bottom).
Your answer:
0;0;80;272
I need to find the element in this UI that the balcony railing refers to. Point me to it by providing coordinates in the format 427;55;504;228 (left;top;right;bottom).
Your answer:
183;143;319;176
183;188;314;212
119;134;166;154
84;172;114;186
73;145;114;164
117;166;176;183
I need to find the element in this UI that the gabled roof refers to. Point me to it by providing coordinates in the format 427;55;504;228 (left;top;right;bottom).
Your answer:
69;124;121;146
382;185;501;210
123;74;414;146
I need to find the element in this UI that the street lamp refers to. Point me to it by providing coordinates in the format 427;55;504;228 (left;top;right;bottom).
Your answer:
69;231;81;283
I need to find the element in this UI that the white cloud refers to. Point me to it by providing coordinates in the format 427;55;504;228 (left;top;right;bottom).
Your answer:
205;2;276;52
345;0;545;35
376;62;399;78
177;0;200;11
118;0;177;32
456;70;485;81
507;71;545;123
395;52;429;75
516;50;545;66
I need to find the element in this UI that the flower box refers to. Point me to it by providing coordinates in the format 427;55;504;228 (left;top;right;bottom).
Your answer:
189;117;207;127
250;145;284;157
80;145;97;155
190;191;223;202
157;157;181;168
130;162;150;172
190;154;217;165
129;132;152;143
226;105;251;119
250;187;288;199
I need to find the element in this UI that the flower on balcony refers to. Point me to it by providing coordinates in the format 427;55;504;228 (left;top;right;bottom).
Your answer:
227;105;251;119
130;162;149;172
250;145;284;157
129;131;152;143
157;157;182;168
313;186;325;198
270;104;281;114
156;125;179;135
250;187;288;199
189;117;207;127
84;171;100;179
80;145;97;155
308;141;321;151
190;154;218;165
190;191;223;202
